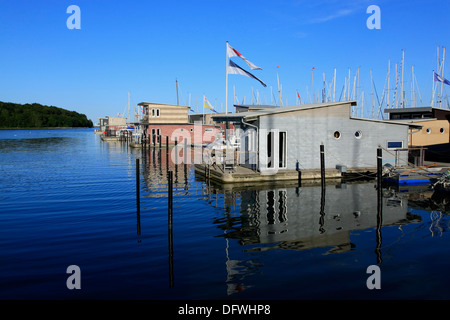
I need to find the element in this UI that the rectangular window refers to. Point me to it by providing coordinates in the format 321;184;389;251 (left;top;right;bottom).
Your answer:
156;109;160;117
266;131;287;168
267;131;273;168
387;141;403;149
279;131;286;168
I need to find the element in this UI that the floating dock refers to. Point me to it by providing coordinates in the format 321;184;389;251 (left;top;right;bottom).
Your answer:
194;164;375;184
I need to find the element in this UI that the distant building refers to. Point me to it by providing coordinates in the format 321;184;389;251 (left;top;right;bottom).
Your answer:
98;116;127;135
384;107;450;147
136;102;222;145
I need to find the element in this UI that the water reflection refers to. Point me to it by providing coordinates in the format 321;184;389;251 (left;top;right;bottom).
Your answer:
0;137;75;152
208;182;414;251
139;147;192;197
133;143;450;297
203;181;429;295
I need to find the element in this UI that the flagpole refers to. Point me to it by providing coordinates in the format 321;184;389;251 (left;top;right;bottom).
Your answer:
203;95;205;125
225;41;229;114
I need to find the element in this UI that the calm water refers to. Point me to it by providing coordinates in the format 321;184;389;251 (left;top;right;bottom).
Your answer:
1;128;450;300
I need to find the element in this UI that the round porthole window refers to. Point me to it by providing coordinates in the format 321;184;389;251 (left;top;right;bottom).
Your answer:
426;128;431;134
440;128;445;134
334;131;341;139
355;130;362;139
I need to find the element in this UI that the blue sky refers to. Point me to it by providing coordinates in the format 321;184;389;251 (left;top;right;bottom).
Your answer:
1;0;449;123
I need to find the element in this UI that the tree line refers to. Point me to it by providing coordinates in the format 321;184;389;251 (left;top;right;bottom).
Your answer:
0;101;93;128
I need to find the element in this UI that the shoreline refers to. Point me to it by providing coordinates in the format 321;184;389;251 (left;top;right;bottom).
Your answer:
0;127;95;130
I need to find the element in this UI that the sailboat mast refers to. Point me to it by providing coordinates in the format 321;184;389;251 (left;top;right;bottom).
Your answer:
387;60;390;109
361;91;365;118
436;45;440;107
440;47;446;108
126;91;131;123
401;49;405;108
333;68;336;102
277;66;282;106
322;72;326;103
412;65;416;107
371;69;375;119
270;86;273;105
347;68;351;101
176;79;179;106
394;63;398;108
356;67;360;102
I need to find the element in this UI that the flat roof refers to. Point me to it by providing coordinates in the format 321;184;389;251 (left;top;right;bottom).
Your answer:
137;102;190;108
234;104;278;109
212;101;421;128
213;101;357;122
384;106;450;113
349;117;423;128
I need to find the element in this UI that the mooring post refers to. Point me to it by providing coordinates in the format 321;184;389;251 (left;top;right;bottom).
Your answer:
296;160;302;187
168;170;173;223
376;147;383;264
320;144;325;188
159;135;162;149
168;170;174;288
377;148;382;188
183;138;187;165
166;135;169;164
136;158;140;213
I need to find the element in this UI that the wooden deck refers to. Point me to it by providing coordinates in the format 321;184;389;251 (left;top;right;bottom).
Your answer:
194;163;358;184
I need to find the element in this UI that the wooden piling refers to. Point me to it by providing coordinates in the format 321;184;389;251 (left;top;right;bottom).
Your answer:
168;170;174;288
377;147;382;186
320;144;325;188
376;147;383;263
136;158;140;213
168;170;173;223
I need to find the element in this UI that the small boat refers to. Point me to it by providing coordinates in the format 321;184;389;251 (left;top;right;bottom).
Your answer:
432;170;450;193
382;163;443;186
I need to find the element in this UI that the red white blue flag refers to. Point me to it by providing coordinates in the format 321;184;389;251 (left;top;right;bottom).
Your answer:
227;42;262;70
434;71;450;86
227;60;267;87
